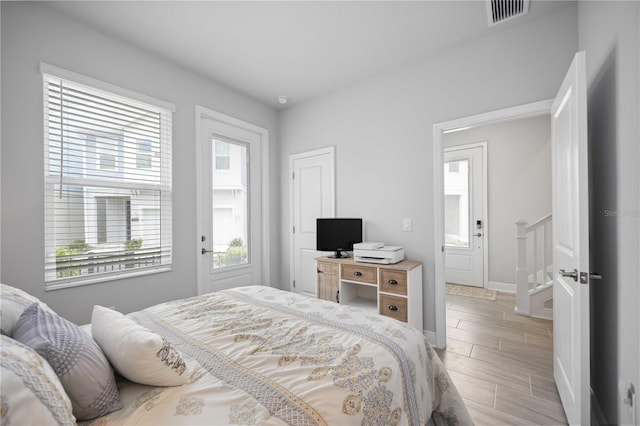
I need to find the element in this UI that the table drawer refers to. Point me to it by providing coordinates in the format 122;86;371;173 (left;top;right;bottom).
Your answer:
317;261;338;274
379;294;407;323
380;269;407;295
341;264;377;284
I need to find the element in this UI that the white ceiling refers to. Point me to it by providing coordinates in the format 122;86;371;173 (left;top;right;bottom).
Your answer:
41;1;571;109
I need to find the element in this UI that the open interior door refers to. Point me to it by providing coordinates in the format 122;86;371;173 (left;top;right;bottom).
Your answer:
552;51;592;425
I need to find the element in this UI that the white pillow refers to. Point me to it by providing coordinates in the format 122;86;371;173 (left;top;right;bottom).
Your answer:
91;305;196;386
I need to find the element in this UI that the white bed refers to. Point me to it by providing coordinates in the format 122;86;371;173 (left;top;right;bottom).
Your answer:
1;283;472;425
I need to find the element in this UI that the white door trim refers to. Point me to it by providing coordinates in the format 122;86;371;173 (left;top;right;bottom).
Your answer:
289;147;336;292
444;142;488;288
195;105;270;295
432;99;552;349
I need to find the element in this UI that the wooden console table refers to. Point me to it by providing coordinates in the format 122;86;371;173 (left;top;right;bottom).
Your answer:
315;256;423;330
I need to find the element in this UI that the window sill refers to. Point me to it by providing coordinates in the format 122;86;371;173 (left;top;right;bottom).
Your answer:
45;266;173;291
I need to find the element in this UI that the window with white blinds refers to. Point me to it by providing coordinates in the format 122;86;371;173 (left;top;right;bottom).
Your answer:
42;65;174;289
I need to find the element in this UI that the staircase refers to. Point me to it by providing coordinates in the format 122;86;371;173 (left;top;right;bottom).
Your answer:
515;214;553;320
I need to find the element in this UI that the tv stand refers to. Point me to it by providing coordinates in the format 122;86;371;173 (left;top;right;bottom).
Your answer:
315;256;423;330
327;250;350;259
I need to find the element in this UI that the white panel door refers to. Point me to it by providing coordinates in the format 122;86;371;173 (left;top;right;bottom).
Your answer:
552;51;591;425
444;146;485;287
290;148;335;297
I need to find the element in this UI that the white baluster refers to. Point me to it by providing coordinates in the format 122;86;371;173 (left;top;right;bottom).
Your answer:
533;228;539;289
515;219;530;315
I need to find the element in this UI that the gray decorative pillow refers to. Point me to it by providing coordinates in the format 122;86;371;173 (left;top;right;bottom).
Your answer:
12;303;122;421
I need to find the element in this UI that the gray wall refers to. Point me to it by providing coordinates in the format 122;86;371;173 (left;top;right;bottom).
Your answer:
4;4;638;422
578;1;640;424
0;2;280;324
278;4;578;333
444;115;552;287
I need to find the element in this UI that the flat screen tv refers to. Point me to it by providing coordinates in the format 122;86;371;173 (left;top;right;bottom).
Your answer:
316;218;363;258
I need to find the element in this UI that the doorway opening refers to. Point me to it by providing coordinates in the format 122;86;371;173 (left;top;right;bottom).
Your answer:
434;103;564;424
432;99;552;349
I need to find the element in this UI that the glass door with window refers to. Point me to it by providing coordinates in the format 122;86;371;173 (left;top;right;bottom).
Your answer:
444;145;485;287
198;112;265;294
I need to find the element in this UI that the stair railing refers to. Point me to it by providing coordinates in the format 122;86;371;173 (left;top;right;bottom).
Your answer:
515;213;552;315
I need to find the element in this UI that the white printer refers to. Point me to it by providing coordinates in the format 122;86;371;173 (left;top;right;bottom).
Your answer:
353;242;405;264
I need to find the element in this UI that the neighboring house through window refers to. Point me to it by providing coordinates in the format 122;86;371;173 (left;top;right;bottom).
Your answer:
215;140;231;170
42;64;175;288
136;139;153;169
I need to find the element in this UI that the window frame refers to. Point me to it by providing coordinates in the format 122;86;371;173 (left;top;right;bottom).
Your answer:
41;63;176;290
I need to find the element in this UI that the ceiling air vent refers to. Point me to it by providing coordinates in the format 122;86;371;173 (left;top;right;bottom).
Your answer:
486;0;529;27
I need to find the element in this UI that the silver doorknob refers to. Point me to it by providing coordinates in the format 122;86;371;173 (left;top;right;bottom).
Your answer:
474;233;483;237
559;268;578;281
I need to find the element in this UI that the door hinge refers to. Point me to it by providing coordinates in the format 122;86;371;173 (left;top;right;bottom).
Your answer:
292;172;295;180
293;226;296;234
293;280;296;288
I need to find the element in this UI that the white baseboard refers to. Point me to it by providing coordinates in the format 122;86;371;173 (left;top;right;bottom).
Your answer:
487;281;516;293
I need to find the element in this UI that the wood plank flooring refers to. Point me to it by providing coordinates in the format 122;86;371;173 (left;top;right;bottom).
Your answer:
436;291;568;425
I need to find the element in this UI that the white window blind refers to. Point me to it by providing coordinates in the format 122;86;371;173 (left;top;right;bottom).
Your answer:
43;66;173;289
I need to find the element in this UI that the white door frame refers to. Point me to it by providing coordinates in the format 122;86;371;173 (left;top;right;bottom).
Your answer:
289;146;336;292
432;99;552;349
444;142;488;288
195;105;270;295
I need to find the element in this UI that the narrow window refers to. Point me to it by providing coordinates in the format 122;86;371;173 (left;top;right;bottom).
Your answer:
211;138;248;269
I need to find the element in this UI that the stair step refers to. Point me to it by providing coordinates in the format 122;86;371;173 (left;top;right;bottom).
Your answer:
529;284;553;320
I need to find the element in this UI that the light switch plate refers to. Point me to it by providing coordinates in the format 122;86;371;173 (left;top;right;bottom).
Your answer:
403;218;412;231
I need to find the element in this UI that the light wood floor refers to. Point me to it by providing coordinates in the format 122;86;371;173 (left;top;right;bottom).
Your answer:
436;291;568;425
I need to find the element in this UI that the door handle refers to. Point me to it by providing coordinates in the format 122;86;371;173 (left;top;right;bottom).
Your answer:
474;233;483;237
559;268;578;281
201;248;213;255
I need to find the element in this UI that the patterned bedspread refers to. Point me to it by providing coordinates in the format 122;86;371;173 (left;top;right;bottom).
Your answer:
87;286;471;425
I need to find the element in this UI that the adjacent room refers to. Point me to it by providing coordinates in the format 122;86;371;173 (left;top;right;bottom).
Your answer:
1;1;639;425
